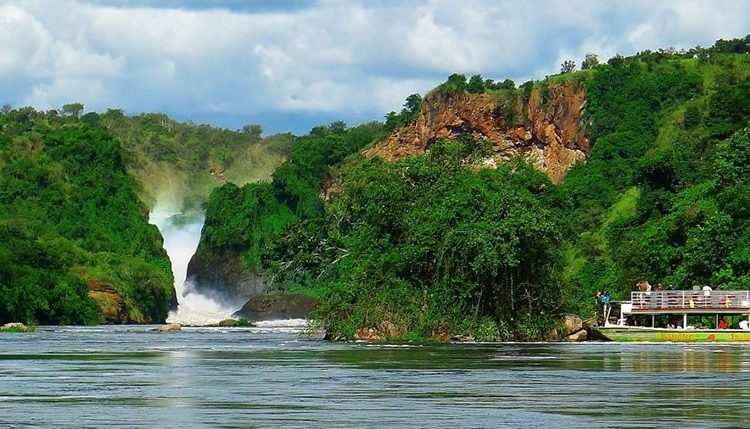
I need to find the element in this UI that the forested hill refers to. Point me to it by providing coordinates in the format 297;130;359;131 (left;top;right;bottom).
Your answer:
0;108;293;325
0;109;174;324
100;109;293;212
194;35;750;341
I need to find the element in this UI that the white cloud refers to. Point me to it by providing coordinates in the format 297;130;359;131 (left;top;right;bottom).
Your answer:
1;0;749;132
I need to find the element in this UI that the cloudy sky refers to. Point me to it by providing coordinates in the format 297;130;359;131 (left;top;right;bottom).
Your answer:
1;0;749;134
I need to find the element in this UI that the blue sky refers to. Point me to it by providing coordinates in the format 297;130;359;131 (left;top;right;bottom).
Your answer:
1;0;749;135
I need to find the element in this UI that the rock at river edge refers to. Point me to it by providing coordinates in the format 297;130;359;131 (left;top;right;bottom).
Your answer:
233;294;317;321
156;323;181;332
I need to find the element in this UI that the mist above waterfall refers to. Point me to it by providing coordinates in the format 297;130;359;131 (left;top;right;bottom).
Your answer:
149;202;236;325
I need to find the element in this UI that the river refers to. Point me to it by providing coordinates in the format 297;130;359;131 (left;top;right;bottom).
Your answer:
1;325;749;428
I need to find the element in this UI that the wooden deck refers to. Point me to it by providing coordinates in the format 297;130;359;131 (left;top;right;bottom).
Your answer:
629;290;750;315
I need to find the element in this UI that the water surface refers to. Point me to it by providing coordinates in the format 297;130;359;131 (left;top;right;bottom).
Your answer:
1;325;749;428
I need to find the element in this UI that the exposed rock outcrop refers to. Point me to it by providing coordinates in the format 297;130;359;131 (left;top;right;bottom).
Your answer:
88;280;131;324
186;248;267;307
563;329;588;342
363;80;589;183
353;321;406;341
560;314;584;338
217;318;253;327
1;322;31;332
156;323;181;332
557;314;590;342
233;293;318;321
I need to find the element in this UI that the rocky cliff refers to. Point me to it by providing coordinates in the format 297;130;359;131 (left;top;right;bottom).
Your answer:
185;248;268;307
364;80;589;183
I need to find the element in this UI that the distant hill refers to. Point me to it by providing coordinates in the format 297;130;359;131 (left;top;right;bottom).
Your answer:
101;110;293;213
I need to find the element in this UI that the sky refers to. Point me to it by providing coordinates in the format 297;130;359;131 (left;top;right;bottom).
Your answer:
1;0;749;135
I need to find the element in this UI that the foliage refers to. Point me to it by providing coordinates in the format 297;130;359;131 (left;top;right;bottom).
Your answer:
0;107;174;325
559;35;750;317
581;53;600;70
196;121;389;276
99;109;293;210
436;73;468;93
292;144;563;339
560;60;576;73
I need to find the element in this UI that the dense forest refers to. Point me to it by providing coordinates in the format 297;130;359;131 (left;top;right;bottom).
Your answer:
0;108;292;325
102;110;292;212
196;35;750;340
0;108;174;324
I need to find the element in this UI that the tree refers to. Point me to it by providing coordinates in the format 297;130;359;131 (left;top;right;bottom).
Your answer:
242;124;263;138
607;54;625;68
442;73;468;92
560;60;576;73
581;53;600;70
498;79;515;90
329;120;347;134
467;74;485;94
62;103;84;118
403;93;422;115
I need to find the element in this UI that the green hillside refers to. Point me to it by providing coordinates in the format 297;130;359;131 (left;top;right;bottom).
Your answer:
101;110;293;211
195;35;750;340
0;108;174;324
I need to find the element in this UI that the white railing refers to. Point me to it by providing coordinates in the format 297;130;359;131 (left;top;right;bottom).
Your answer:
630;290;750;312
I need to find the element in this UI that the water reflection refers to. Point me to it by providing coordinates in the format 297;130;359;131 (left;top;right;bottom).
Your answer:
1;327;750;428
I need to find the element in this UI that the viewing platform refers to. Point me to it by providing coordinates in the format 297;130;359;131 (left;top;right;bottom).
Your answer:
628;290;750;315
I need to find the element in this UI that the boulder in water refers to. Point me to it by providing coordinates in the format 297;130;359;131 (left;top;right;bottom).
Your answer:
560;314;583;338
156;323;181;332
563;329;588;342
233;293;317;321
1;322;31;333
353;327;381;341
546;327;561;342
218;319;254;327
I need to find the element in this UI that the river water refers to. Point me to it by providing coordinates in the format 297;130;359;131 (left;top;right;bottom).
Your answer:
1;325;749;428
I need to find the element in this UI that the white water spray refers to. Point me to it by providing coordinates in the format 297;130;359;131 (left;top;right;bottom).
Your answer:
149;205;236;325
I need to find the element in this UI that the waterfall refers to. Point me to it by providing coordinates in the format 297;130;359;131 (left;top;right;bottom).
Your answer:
149;205;235;325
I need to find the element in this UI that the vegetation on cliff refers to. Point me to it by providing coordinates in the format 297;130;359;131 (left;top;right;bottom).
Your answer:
194;35;750;341
314;148;563;340
189;121;389;299
560;39;750;315
0;108;174;324
101;110;293;211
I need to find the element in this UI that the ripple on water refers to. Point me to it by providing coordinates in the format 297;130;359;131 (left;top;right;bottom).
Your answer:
1;326;750;428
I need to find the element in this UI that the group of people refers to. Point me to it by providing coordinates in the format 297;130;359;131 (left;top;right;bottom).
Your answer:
594;281;750;330
638;280;669;293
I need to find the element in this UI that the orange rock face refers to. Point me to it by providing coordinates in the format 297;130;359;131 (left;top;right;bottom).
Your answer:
88;280;132;323
364;80;590;183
